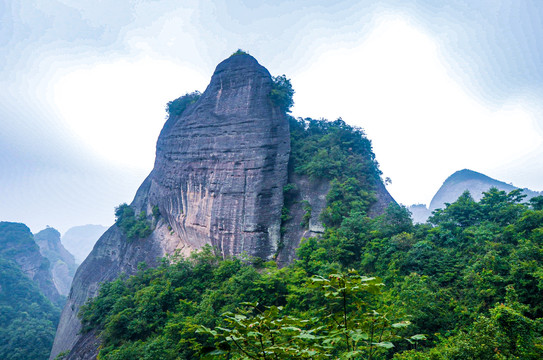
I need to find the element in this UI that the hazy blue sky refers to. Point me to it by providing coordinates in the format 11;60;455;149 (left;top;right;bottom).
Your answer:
1;0;542;233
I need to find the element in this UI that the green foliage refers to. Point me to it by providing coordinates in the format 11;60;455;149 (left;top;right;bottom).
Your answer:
280;206;292;223
166;91;201;118
289;117;380;182
80;247;291;359
321;177;376;227
152;205;161;220
53;351;69;360
297;188;543;356
0;222;40;258
403;303;543;360
286;116;381;232
300;200;312;229
81;184;543;358
230;49;250;57
283;183;298;194
0;222;62;359
114;204;153;240
529;195;543;210
201;270;421;359
270;75;294;113
429;191;480;228
80;98;543;359
0;257;61;360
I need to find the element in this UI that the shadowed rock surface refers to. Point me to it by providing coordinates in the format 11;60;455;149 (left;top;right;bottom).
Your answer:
50;54;290;359
369;177;397;217
276;174;330;267
277;173;395;266
35;227;77;296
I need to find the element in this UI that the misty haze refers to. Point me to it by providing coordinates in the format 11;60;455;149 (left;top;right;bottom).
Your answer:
1;1;542;359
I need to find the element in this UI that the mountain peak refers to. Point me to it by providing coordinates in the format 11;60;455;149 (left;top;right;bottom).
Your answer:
51;54;291;359
50;55;395;359
444;169;494;185
35;227;61;242
216;52;265;70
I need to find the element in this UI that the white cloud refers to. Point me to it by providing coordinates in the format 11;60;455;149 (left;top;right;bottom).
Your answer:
48;12;543;208
53;56;208;169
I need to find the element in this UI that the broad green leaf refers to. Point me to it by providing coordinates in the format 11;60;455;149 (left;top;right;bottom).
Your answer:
373;341;394;349
410;334;427;341
392;321;411;328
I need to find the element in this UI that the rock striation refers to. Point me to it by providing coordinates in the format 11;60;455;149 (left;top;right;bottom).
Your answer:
50;54;290;359
149;54;290;259
276;174;330;267
51;54;396;360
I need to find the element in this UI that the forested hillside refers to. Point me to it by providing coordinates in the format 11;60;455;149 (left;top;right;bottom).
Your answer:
77;112;543;359
0;223;62;360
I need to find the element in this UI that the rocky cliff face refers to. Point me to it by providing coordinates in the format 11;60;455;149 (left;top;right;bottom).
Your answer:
35;227;77;296
51;226;166;360
149;54;289;259
51;54;396;360
276;173;395;266
50;54;290;359
276;174;330;267
0;222;61;305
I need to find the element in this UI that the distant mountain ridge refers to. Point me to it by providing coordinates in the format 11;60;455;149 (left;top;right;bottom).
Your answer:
0;222;62;305
62;224;107;264
410;169;542;223
0;222;62;360
35;227;77;296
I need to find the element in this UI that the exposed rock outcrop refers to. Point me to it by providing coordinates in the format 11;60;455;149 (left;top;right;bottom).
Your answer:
149;54;290;259
276;173;395;266
276;174;330;267
35;227;77;296
51;225;166;359
50;54;290;359
51;54;397;360
0;222;61;305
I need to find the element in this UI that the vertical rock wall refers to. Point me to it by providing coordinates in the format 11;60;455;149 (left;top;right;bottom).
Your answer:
50;54;290;359
50;54;396;360
149;54;290;259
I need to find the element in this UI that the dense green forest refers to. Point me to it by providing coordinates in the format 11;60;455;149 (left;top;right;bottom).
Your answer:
78;113;543;359
77;79;543;359
0;223;62;360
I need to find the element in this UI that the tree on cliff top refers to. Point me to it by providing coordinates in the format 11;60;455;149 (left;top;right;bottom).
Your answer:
270;75;294;113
